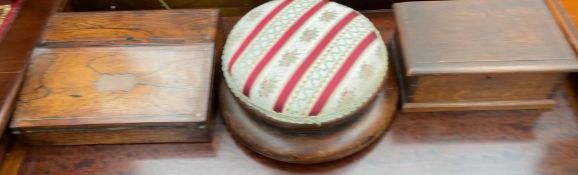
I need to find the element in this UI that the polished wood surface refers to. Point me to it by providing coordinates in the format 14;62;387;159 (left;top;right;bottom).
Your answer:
403;100;556;113
394;0;578;75
0;11;575;175
220;67;397;163
5;92;578;174
63;0;268;16
42;10;219;47
0;0;62;134
0;74;20;138
411;73;562;103
0;0;62;73
0;0;62;162
14;46;214;128
61;0;397;16
11;45;217;145
10;9;219;145
393;0;576;112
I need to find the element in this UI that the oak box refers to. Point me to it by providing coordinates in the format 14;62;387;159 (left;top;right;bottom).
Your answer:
392;0;578;112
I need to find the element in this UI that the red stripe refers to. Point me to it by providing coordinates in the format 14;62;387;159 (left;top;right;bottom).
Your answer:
309;32;377;116
273;11;359;113
242;0;328;96
227;0;293;73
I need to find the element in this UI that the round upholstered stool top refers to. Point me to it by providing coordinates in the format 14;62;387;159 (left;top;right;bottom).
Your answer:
222;0;388;128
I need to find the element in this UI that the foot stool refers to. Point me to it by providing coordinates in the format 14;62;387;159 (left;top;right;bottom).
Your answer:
220;0;396;164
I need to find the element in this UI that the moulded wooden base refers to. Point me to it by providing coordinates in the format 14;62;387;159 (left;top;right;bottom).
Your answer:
402;99;555;113
219;70;398;164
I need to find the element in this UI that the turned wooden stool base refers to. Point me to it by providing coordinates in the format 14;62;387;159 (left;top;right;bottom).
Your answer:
219;73;398;164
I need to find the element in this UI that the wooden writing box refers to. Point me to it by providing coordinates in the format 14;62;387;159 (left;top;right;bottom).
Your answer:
10;9;219;145
392;0;578;112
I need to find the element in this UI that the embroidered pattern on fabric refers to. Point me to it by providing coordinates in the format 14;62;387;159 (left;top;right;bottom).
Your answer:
284;17;371;115
320;11;337;22
337;90;356;107
222;0;389;125
300;28;319;42
358;63;374;79
258;77;279;97
279;50;300;66
232;0;318;88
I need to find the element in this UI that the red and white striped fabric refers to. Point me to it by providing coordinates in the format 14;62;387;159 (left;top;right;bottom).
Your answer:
222;0;388;126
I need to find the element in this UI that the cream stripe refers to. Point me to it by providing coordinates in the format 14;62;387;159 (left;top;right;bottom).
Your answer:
284;15;367;116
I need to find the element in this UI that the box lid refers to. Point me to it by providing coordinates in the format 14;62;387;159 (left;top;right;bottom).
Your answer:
393;0;578;75
41;9;219;47
548;0;578;56
11;45;215;129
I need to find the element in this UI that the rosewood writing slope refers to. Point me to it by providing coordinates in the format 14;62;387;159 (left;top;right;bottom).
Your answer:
10;9;220;145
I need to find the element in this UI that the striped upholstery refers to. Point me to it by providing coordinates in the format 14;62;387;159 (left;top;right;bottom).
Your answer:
222;0;388;126
0;0;19;40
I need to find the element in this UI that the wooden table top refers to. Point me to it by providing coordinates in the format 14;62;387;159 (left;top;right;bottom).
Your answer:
2;86;578;175
0;11;575;175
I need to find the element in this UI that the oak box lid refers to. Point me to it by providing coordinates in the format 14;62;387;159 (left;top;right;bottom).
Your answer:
393;0;578;76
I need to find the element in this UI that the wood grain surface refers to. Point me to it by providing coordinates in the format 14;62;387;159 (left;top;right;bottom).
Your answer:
394;0;578;75
17;124;211;145
409;73;562;102
6;83;578;175
0;0;63;162
0;10;577;175
0;0;62;73
42;10;219;47
10;9;220;145
61;0;397;16
392;39;564;111
13;45;214;128
402;99;556;113
392;0;574;112
63;0;268;16
10;44;216;144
